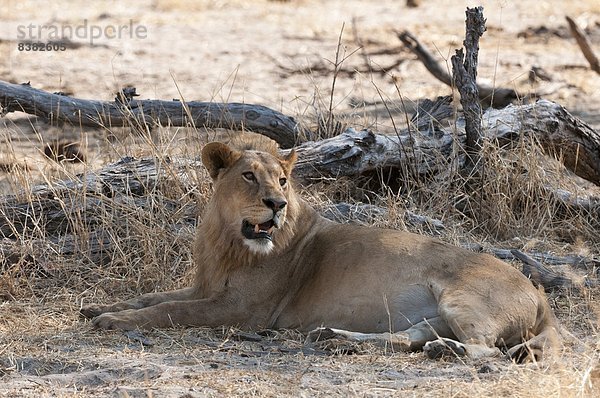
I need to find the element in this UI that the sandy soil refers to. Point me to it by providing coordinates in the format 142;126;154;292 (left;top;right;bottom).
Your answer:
1;0;600;397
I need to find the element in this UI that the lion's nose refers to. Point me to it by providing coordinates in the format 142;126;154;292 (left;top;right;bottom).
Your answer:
263;198;287;211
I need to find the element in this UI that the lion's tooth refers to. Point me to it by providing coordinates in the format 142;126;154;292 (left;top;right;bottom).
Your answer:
267;226;274;235
254;224;259;233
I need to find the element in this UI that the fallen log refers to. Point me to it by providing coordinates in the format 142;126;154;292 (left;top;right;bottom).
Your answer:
320;202;446;234
291;99;600;187
2;80;597;184
0;80;302;149
0;156;201;240
463;243;599;273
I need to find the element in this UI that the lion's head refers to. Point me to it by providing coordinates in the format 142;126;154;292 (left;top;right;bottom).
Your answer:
200;137;299;257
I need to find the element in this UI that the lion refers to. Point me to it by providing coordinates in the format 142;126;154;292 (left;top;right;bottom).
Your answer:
81;136;560;362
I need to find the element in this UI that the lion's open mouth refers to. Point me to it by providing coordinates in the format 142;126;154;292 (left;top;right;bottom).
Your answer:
242;219;275;240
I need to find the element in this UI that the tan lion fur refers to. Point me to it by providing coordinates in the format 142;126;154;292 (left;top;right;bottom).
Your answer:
81;137;560;362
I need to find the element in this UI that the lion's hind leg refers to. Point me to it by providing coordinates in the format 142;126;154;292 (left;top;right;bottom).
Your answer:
80;287;196;319
506;325;560;363
307;317;451;352
307;327;414;351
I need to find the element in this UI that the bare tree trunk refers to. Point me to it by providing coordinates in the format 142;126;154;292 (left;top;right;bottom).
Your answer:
451;6;486;169
0;80;302;148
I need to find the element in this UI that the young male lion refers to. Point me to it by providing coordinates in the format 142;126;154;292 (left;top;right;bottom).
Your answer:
81;137;559;361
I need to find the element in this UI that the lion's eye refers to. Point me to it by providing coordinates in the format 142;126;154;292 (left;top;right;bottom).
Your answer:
242;172;256;182
279;177;287;187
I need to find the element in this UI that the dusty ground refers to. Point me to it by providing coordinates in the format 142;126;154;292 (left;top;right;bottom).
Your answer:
1;0;600;397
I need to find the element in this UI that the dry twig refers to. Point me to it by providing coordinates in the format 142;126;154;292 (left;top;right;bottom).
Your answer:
566;16;600;75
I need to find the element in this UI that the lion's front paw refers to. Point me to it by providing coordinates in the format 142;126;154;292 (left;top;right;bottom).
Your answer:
423;338;467;359
92;311;138;331
80;304;109;319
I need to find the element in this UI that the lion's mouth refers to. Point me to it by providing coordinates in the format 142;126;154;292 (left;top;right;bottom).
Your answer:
242;219;275;240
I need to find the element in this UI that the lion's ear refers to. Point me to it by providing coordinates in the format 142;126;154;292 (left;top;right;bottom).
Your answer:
280;149;297;175
201;142;241;180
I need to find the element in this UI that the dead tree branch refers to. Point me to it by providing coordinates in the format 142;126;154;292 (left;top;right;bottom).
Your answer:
0;80;302;149
397;30;519;108
397;30;452;86
272;56;403;78
566;16;600;75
